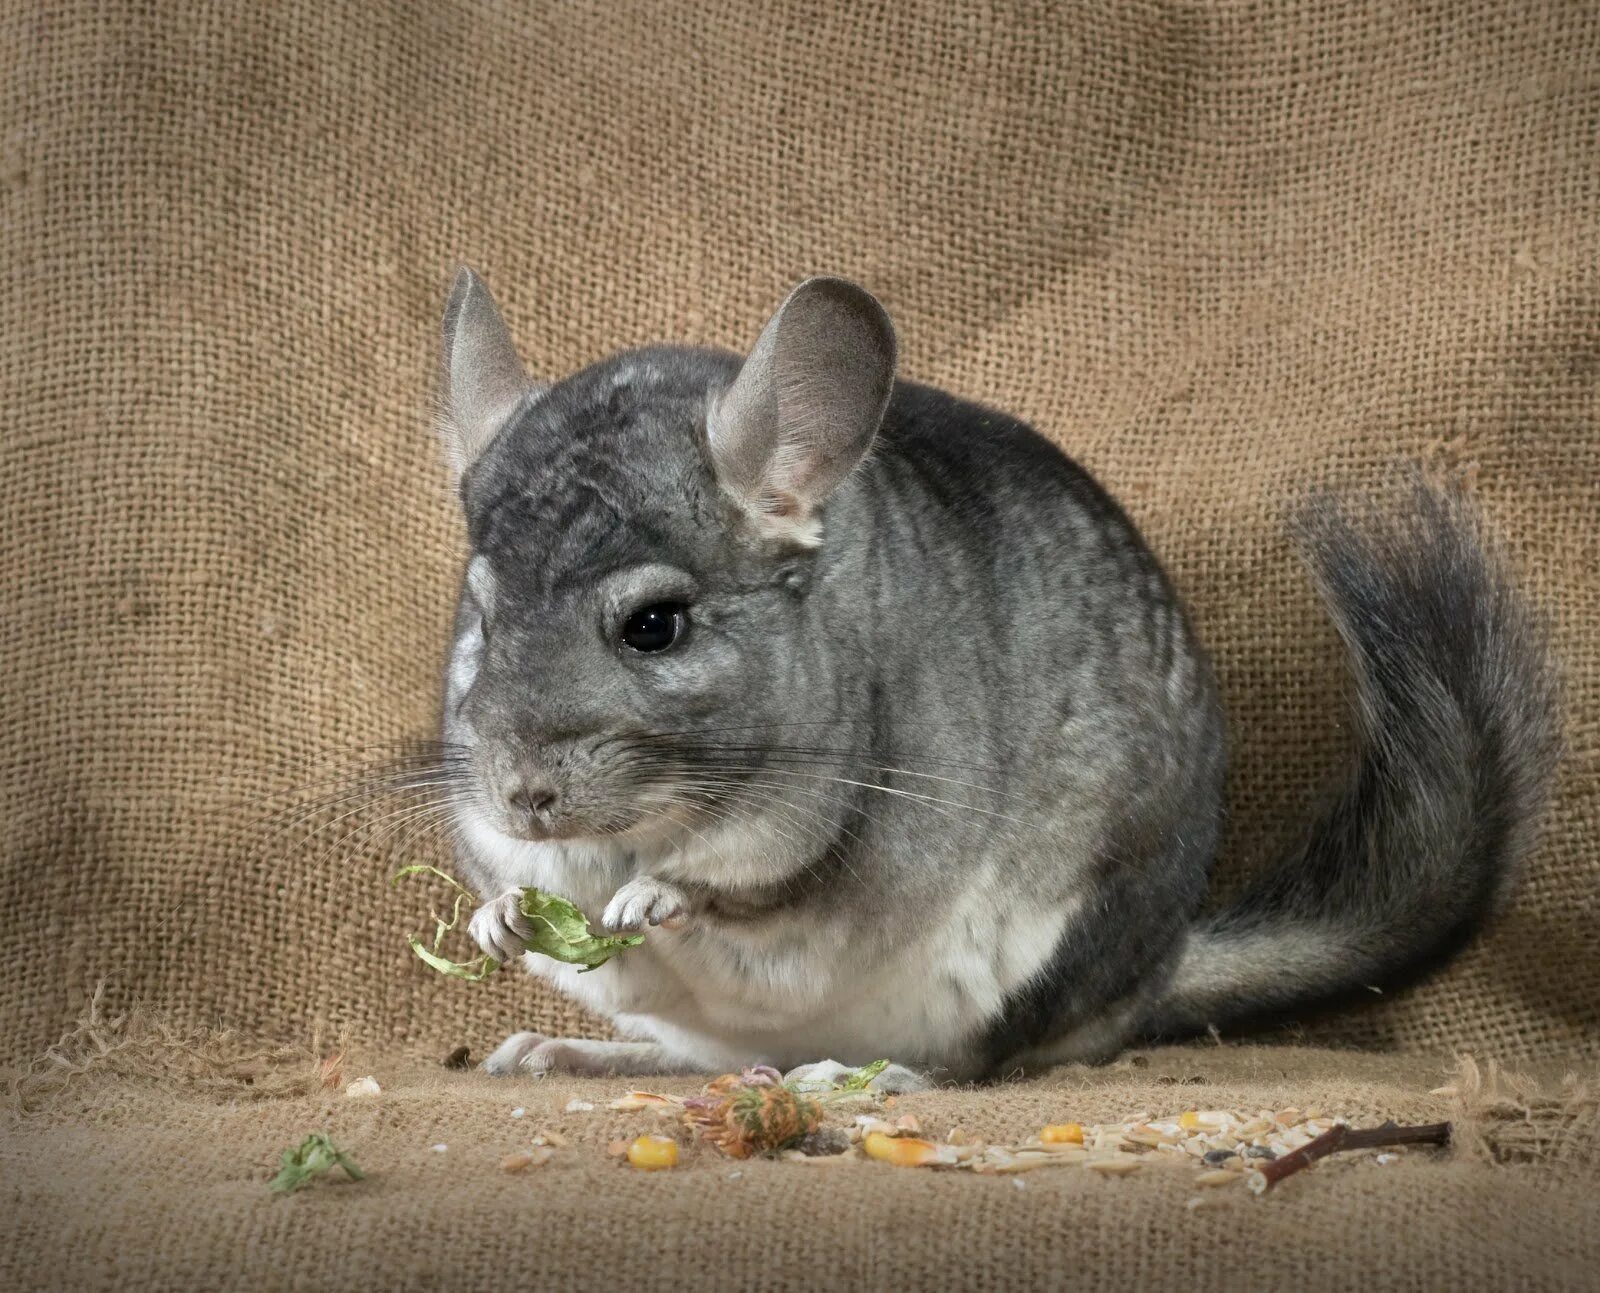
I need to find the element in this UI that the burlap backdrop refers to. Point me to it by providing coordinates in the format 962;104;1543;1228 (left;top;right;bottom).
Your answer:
3;0;1597;1066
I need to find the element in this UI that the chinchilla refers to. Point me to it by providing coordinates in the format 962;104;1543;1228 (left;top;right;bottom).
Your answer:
426;269;1559;1087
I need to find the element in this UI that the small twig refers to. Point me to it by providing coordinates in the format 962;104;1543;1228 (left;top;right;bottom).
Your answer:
1247;1121;1451;1193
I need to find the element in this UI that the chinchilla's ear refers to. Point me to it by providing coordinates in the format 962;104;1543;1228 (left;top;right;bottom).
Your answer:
438;266;538;479
708;276;896;545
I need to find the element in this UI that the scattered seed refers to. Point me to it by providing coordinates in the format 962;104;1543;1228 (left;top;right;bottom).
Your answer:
626;1135;679;1171
1195;1169;1238;1188
863;1132;963;1167
1039;1123;1084;1145
535;1129;569;1148
501;1147;554;1173
609;1091;679;1112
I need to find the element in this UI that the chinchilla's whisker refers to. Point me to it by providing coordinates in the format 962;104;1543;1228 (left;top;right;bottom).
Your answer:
742;753;1028;803
244;742;470;793
717;765;1035;829
663;773;872;887
670;777;852;856
276;784;464;865
668;773;874;858
357;797;468;865
671;740;1008;777
667;760;1009;834
617;728;1008;775
235;756;469;816
631;787;741;872
308;792;469;872
248;775;468;847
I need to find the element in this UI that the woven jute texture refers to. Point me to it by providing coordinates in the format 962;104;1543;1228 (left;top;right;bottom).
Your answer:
3;1;1599;1068
4;1036;1598;1291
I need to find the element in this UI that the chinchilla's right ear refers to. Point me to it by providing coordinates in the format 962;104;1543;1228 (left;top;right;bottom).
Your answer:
438;266;540;481
708;277;897;546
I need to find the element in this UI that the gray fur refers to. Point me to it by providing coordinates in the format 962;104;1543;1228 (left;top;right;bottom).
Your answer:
430;269;1559;1081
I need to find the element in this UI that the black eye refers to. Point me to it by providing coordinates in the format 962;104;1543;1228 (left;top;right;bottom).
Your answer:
620;603;687;653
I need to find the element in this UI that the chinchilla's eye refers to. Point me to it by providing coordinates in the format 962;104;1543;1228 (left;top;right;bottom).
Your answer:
620;603;688;653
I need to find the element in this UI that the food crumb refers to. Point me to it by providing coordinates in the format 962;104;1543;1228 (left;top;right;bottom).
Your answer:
510;1107;525;1118
565;1099;596;1113
430;1143;448;1153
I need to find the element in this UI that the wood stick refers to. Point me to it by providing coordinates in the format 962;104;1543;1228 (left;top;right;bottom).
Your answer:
1247;1120;1451;1193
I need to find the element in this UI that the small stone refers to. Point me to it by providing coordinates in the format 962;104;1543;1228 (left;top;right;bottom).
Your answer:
1202;1148;1238;1166
343;1076;381;1098
565;1098;596;1113
510;1107;526;1118
431;1143;448;1153
1242;1145;1278;1160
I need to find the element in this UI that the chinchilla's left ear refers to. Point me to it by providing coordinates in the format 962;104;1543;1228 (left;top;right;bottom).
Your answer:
438;266;540;480
707;276;897;545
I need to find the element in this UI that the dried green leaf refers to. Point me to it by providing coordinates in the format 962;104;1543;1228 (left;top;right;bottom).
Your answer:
835;1059;891;1093
269;1132;364;1195
404;937;499;981
517;888;643;972
392;867;641;979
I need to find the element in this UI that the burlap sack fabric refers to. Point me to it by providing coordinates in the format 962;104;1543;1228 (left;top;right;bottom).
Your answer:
3;0;1597;1288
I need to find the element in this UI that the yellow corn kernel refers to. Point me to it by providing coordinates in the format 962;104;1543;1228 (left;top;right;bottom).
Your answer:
863;1131;942;1166
626;1135;679;1170
1039;1123;1084;1145
1179;1111;1201;1131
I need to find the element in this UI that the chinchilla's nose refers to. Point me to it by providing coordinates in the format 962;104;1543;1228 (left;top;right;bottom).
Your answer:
505;778;560;831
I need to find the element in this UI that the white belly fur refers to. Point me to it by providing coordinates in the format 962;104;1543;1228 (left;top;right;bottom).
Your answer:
459;816;1073;1073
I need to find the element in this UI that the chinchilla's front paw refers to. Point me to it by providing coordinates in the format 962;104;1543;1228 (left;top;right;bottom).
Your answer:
601;876;689;933
467;889;534;963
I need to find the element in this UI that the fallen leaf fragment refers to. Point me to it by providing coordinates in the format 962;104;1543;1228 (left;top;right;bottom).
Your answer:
269;1133;364;1195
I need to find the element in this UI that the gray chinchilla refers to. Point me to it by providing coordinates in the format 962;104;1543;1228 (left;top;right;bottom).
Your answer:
424;269;1558;1087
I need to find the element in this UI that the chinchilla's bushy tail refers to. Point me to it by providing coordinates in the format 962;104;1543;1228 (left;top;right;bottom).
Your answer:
1143;474;1561;1040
